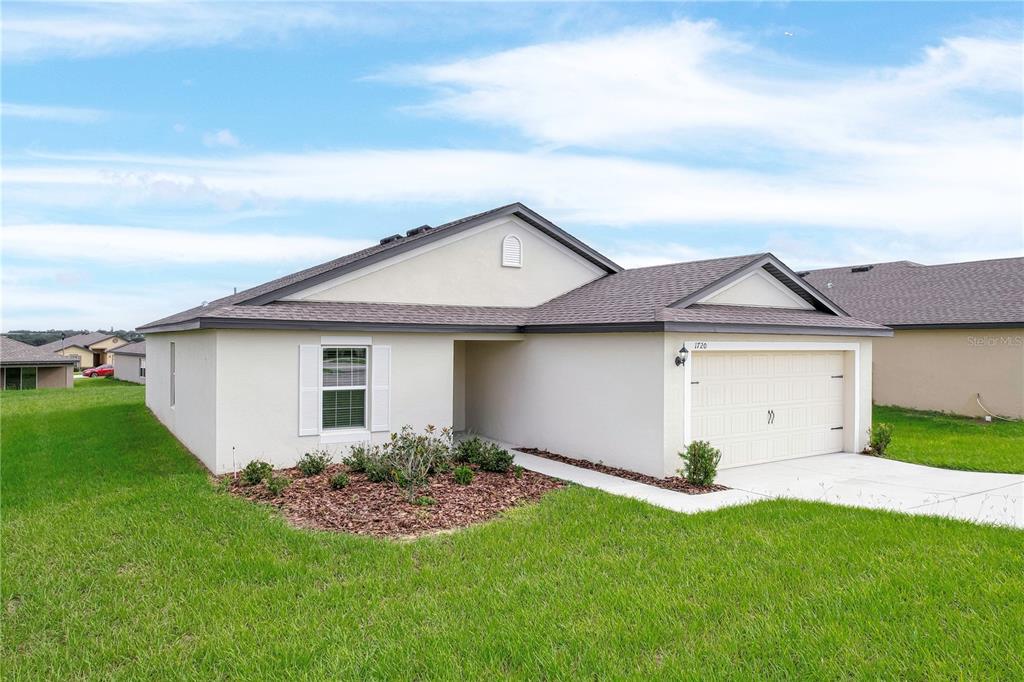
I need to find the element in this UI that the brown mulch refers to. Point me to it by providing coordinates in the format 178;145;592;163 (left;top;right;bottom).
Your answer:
221;464;564;539
515;447;727;494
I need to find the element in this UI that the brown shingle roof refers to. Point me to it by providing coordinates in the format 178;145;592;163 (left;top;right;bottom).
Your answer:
803;257;1024;326
110;340;146;356
1;336;77;366
38;332;121;353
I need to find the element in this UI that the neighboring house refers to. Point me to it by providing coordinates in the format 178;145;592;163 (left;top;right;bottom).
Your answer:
1;336;76;390
138;203;889;476
39;332;128;369
110;341;146;384
803;258;1024;420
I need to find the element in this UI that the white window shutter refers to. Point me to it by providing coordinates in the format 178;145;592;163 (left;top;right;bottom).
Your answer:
298;344;320;436
501;234;522;267
371;345;391;432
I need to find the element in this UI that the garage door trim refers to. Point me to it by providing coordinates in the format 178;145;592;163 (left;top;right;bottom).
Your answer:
681;340;861;460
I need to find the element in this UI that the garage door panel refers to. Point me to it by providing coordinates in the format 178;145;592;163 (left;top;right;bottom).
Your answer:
692;351;846;469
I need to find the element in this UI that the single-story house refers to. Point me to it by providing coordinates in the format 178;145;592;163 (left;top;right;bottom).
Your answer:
803;258;1024;419
1;336;76;390
39;332;128;369
110;340;146;384
138;203;889;476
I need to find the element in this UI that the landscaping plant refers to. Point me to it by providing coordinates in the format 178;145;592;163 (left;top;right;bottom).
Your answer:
678;440;721;486
453;465;474;485
455;437;513;473
266;474;291;497
868;422;894;456
297;448;332;476
388;425;454;500
329;472;350;490
240;460;273;486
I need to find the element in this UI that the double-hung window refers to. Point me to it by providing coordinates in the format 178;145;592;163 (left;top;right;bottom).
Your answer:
322;347;367;430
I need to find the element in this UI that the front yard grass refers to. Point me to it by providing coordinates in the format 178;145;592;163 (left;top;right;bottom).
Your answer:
875;404;1024;474
3;382;1023;679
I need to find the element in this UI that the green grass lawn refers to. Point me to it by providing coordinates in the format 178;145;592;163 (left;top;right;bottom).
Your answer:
3;382;1023;679
875;404;1024;474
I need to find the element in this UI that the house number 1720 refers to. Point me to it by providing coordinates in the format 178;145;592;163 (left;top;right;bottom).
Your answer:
692;341;708;349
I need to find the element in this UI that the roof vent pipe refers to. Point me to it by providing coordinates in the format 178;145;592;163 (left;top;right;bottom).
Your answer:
379;234;404;245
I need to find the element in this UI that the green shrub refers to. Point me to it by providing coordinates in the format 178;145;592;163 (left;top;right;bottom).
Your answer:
453;465;474;485
869;422;894;456
388;425;454;500
678;440;721;486
266;474;291;497
343;444;371;472
413;495;435;506
455;438;513;473
241;460;273;486
297;449;332;477
513;465;524;479
329;472;350;490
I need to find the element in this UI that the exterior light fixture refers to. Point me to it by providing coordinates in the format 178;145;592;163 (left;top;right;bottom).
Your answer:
675;344;689;367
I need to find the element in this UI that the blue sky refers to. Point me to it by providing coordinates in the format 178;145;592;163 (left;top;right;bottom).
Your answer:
2;1;1022;331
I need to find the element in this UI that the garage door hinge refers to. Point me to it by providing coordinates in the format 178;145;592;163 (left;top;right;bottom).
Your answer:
830;374;844;379
830;426;843;430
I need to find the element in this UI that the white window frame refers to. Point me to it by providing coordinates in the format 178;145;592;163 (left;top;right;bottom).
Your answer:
320;345;369;433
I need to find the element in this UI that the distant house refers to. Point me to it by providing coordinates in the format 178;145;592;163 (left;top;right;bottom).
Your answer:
1;336;75;390
38;332;127;369
110;341;146;384
803;258;1024;419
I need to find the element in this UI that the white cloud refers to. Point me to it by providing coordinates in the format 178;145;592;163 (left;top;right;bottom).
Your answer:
1;101;107;123
4;146;1020;238
202;129;241;148
0;1;367;61
2;223;373;265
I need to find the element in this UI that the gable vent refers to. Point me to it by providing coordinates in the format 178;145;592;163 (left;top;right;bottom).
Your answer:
501;234;523;267
850;265;874;273
379;233;404;245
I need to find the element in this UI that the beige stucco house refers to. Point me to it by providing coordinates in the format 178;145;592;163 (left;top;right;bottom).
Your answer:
138;204;889;476
804;258;1023;420
39;332;128;369
1;336;75;390
110;341;146;384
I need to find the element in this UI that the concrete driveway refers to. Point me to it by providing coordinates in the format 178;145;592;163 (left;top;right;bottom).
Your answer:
715;453;1024;528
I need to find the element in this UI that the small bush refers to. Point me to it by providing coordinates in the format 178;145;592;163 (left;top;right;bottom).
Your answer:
513;465;524;479
678;440;721;486
456;438;513;473
266;474;291;497
241;460;273;486
343;444;371;472
413;495;435;506
297;449;332;477
329;472;350;490
869;422;894;456
453;465;474;485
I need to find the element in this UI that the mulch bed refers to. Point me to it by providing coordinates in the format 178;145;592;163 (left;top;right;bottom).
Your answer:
221;464;563;539
515;447;727;494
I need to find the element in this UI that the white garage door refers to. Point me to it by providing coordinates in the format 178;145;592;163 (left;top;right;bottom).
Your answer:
691;351;845;469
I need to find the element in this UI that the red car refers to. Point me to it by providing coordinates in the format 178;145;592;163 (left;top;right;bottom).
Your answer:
83;364;114;378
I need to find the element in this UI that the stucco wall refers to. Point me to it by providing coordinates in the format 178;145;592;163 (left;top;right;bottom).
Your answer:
211;330;457;473
145;332;218;470
38;365;73;388
113;353;145;384
873;328;1023;419
464;333;668;476
54;345;91;368
286;217;606;307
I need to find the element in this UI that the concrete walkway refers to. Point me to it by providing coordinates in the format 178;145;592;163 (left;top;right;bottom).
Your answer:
507;445;1023;528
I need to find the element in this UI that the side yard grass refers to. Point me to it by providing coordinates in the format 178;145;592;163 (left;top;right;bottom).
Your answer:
2;382;1023;679
875;404;1024;474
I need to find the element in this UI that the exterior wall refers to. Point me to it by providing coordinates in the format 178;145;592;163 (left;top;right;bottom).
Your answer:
464;333;668;476
700;269;813;309
145;332;218;470
112;353;146;384
37;365;73;388
453;340;466;431
286;217;606;307
91;337;127;360
873;328;1023;419
663;333;874;475
212;330;457;473
54;345;91;368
